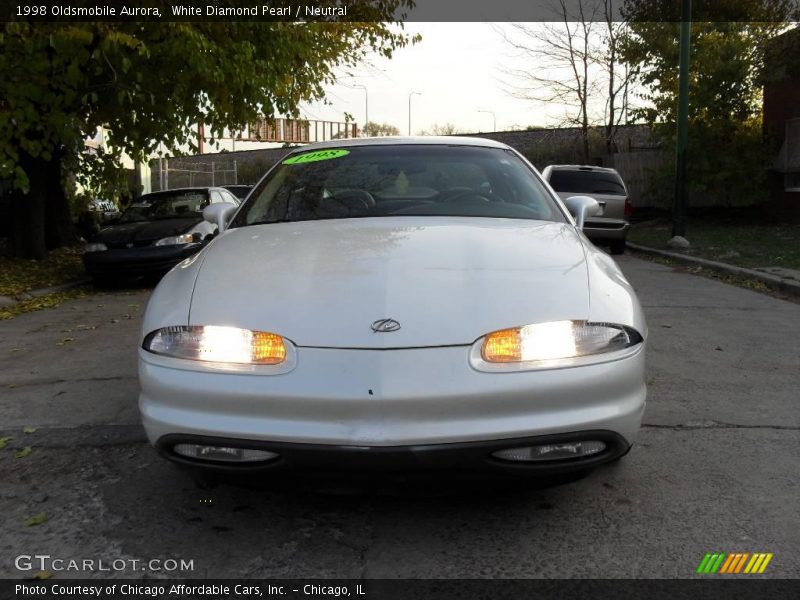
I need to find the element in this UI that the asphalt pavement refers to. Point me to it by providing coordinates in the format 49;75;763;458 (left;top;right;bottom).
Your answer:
1;255;798;579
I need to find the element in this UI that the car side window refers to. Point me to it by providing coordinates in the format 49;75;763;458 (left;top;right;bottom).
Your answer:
209;191;224;204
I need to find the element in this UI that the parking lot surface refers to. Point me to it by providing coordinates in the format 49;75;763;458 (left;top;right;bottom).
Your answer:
1;255;798;578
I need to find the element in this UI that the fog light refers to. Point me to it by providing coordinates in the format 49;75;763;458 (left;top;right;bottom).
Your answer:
492;440;606;462
173;444;278;463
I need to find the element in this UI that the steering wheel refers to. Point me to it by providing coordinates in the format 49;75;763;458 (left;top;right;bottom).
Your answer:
438;188;491;203
317;189;376;217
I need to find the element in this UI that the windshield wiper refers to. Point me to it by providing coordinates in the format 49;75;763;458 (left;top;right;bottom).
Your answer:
243;218;300;226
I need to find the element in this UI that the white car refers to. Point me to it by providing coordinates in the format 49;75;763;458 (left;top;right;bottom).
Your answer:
138;137;647;485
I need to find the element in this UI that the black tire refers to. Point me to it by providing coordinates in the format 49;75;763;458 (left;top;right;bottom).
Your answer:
609;239;626;255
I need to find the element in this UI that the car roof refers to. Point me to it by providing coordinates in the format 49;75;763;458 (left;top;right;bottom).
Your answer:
145;187;228;194
547;164;620;174
291;136;512;151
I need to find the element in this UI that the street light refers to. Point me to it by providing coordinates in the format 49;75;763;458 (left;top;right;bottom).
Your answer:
352;84;368;136
408;91;422;136
477;109;496;132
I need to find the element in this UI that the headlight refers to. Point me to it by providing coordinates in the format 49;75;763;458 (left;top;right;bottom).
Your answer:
154;234;195;246
85;242;108;252
142;326;288;365
472;320;643;371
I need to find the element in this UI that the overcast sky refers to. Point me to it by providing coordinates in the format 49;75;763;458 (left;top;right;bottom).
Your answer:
300;22;583;135
213;21;630;152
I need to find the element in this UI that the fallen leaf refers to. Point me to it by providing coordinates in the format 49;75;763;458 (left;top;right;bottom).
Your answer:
0;436;12;449
25;513;48;527
8;383;16;388
32;571;52;580
23;427;37;434
15;446;32;458
60;337;74;343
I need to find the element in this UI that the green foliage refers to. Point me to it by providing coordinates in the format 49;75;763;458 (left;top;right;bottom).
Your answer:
620;1;796;207
0;3;416;194
629;217;800;270
362;121;401;136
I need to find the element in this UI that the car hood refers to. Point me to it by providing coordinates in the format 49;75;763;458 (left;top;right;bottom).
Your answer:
94;217;199;245
189;217;591;348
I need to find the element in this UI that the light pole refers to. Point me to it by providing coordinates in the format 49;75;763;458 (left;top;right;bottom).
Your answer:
672;0;691;238
353;84;368;136
408;91;421;136
477;109;496;132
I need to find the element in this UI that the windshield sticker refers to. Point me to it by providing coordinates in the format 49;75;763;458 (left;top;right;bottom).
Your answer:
283;149;350;165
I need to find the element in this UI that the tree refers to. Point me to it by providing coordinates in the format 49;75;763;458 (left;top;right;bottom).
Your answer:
620;0;795;206
495;0;635;162
361;121;401;136
418;122;462;135
0;2;416;258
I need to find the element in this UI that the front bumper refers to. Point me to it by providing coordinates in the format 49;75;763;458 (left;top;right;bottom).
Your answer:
139;344;646;470
584;218;630;242
157;430;631;476
83;244;202;278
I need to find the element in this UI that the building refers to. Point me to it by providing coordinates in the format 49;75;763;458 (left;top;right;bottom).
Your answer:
763;26;800;217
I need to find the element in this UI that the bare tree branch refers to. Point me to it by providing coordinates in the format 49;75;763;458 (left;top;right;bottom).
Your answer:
495;0;632;161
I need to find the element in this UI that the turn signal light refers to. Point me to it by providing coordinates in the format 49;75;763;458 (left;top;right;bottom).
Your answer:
251;332;287;364
482;328;522;362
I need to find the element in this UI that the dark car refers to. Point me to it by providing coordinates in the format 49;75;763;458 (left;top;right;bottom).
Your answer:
222;184;254;200
87;198;119;223
83;187;239;283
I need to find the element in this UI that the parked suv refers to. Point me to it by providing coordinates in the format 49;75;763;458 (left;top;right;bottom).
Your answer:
542;165;632;254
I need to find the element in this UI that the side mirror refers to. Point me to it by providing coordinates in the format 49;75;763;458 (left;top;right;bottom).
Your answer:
202;202;237;234
563;195;600;229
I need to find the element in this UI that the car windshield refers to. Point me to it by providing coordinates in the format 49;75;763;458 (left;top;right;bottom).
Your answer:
118;191;209;223
231;145;567;227
548;170;626;195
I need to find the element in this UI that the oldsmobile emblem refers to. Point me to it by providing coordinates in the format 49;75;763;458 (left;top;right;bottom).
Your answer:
371;318;401;333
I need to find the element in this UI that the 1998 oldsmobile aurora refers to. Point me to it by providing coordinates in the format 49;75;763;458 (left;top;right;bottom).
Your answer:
138;137;647;485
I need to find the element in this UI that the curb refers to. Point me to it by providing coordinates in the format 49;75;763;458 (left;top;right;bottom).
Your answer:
627;242;800;299
0;277;92;307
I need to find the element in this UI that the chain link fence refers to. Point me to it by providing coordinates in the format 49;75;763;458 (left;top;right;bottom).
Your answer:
151;158;238;191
